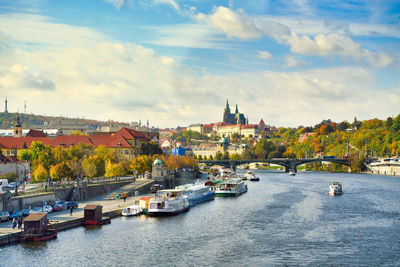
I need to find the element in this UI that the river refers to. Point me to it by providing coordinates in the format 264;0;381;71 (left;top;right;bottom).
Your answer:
2;171;400;266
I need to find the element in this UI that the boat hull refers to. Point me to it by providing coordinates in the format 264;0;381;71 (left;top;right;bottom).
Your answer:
20;231;57;242
249;177;260;181
188;191;215;206
147;206;190;217
84;217;111;225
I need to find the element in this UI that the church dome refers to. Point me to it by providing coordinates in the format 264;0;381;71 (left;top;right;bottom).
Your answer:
153;158;163;166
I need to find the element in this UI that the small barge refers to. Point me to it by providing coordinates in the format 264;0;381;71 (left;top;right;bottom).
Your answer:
20;213;57;242
83;205;111;225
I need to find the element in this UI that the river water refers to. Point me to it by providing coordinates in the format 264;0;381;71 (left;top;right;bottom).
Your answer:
2;171;400;266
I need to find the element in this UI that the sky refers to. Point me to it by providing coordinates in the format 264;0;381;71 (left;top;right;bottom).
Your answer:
0;0;399;128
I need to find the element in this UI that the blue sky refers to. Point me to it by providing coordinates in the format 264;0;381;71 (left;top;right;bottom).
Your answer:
0;0;399;128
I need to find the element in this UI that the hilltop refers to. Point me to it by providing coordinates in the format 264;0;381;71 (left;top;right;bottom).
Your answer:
0;112;129;130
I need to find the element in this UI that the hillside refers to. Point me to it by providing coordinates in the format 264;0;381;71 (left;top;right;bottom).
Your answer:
0;112;129;130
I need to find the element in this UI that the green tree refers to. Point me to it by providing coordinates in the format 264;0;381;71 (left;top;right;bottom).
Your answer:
50;162;72;180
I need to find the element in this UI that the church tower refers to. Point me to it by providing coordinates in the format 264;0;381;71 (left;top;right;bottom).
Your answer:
235;104;238;114
4;97;8;113
223;99;230;123
14;113;23;137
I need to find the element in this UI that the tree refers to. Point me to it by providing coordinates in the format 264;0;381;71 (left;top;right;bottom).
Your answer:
33;164;47;182
130;155;152;175
50;162;72;180
95;145;115;163
105;161;126;178
140;141;163;156
82;158;97;178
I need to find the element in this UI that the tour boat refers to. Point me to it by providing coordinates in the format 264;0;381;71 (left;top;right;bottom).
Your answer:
122;205;142;216
214;179;248;197
147;189;190;216
288;170;296;176
175;182;215;206
245;171;260;181
329;181;343;196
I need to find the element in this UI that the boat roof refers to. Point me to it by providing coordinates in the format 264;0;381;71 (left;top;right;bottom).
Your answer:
158;189;186;193
24;212;47;222
84;204;102;210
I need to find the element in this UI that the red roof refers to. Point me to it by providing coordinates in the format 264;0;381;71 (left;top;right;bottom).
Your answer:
0;137;52;149
26;129;48;137
115;127;149;141
241;124;258;129
203;124;214;128
90;134;131;148
220;124;241;128
259;119;265;125
51;135;92;147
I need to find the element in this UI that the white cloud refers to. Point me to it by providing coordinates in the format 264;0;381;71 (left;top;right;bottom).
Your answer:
257;50;272;60
0;13;398;128
104;0;129;9
282;55;307;68
154;0;180;11
196;6;262;40
195;7;395;68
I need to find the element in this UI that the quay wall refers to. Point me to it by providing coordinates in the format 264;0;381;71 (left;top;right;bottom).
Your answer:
369;164;400;177
0;206;125;246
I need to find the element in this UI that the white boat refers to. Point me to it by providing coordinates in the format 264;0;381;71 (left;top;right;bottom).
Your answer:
329;181;343;196
147;189;190;216
219;167;236;179
245;171;260;181
214;179;248;197
288;170;296;176
175;182;215;206
122;205;142;216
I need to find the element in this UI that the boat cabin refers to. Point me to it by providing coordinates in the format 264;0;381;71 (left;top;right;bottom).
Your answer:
23;212;49;236
84;205;103;223
139;196;153;213
21;212;57;242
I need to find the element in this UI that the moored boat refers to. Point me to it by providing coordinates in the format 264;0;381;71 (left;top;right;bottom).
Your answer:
329;181;343;196
175;182;215;206
122;205;142;216
83;205;111;225
245;171;260;181
214;179;248;197
147;189;190;216
20;213;57;242
289;170;296;176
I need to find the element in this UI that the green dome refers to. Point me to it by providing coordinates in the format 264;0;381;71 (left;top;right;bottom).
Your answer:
153;158;163;166
219;137;228;144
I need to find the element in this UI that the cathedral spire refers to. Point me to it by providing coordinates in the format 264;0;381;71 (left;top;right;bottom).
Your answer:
235;104;238;114
225;99;230;112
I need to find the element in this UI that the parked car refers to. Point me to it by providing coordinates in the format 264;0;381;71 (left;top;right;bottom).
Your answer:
52;204;63;212
21;209;31;216
8;182;17;189
42;205;53;213
9;211;23;219
0;211;10;221
66;201;78;209
31;207;43;213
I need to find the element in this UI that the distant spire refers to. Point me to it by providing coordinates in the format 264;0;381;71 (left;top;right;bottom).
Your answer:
235;104;238;114
15;112;21;127
4;97;8;113
225;99;230;112
24;100;26;114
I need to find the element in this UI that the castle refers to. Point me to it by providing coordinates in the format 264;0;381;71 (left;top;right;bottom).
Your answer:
223;99;248;125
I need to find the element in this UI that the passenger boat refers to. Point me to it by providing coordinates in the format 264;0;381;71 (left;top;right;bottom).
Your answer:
147;189;190;216
219;167;236;179
245;171;260;181
122;205;142;216
329;181;343;196
20;213;57;242
214;179;248;197
175;182;215;206
288;170;296;176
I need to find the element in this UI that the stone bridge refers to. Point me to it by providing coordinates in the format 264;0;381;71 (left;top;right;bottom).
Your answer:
198;158;349;172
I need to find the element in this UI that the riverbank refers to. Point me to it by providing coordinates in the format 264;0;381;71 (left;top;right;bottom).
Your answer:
0;178;154;246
